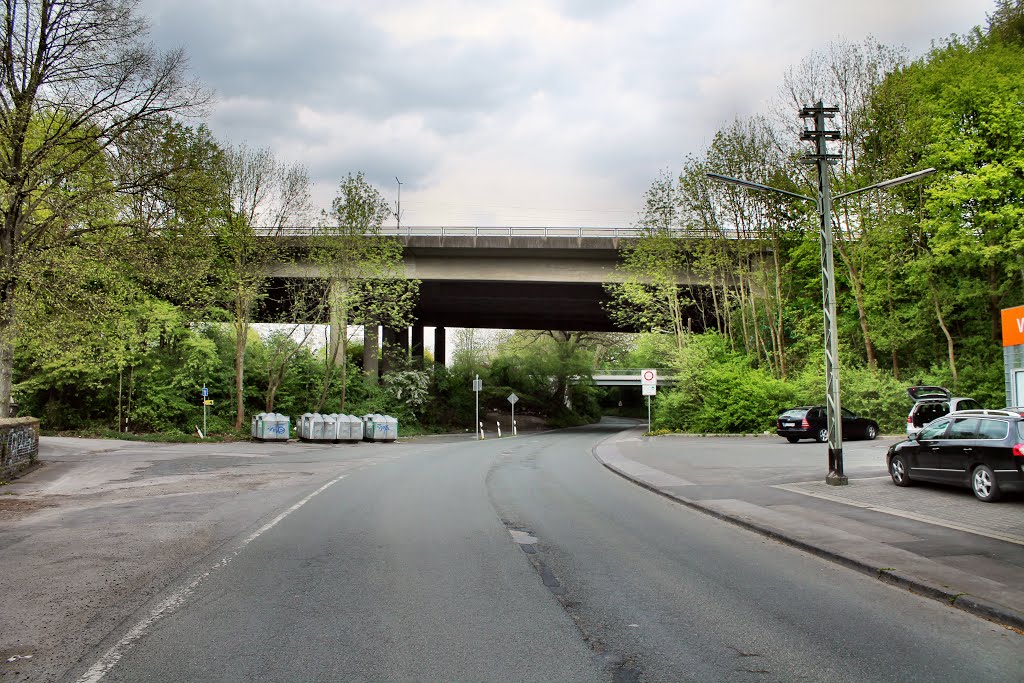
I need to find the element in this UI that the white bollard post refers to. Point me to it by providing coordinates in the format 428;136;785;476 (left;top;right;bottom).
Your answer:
479;421;485;440
497;421;502;438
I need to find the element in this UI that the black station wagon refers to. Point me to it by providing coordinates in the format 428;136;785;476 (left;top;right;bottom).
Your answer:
886;409;1024;502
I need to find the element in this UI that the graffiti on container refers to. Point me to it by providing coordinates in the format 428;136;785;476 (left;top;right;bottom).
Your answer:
267;424;287;435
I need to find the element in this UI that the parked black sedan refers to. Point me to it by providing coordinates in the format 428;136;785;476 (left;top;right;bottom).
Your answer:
776;406;879;443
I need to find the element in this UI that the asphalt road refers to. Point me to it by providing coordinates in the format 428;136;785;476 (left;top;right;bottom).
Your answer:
61;421;1020;683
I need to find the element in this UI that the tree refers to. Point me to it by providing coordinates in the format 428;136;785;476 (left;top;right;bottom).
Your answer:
490;330;614;422
779;37;909;370
987;0;1024;45
605;171;696;352
867;31;1024;382
310;172;418;413
214;143;310;429
0;0;208;416
259;326;317;413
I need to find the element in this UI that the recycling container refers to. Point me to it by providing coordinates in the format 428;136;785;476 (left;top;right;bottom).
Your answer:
338;414;361;442
322;413;339;442
253;412;289;442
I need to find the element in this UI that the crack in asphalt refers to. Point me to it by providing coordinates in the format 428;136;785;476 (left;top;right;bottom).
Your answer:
502;520;643;683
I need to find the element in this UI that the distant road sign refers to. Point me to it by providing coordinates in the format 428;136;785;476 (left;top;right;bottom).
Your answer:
473;379;483;392
202;386;209;397
507;393;519;405
642;384;656;396
204;400;214;406
641;369;657;387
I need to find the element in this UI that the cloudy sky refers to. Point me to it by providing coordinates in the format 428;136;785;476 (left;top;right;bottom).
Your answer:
139;0;994;228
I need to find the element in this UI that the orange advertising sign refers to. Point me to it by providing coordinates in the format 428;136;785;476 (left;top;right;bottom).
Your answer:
1002;305;1024;347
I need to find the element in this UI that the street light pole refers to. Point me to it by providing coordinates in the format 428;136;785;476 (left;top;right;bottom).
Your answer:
707;102;934;486
395;176;403;234
802;102;846;485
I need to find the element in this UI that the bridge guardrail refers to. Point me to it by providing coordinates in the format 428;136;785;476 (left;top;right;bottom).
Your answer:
258;226;746;239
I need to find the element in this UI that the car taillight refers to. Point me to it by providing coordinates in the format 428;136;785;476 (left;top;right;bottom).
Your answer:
907;416;913;424
1013;444;1023;457
801;418;810;429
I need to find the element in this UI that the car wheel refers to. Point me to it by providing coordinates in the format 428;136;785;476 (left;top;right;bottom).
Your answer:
864;424;877;440
815;427;828;443
786;436;799;443
889;454;911;487
971;465;1000;502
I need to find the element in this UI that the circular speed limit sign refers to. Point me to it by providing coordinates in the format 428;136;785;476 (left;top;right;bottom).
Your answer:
641;369;657;385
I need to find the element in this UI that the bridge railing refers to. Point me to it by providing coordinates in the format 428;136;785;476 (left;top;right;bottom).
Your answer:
580;368;678;386
258;226;747;239
380;226;643;237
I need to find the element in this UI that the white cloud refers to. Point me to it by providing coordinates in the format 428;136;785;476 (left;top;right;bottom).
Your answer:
140;0;995;226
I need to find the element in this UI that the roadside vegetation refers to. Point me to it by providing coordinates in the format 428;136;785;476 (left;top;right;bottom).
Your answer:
608;4;1023;435
4;2;1022;438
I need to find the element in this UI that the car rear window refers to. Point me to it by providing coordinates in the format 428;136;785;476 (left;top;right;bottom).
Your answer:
915;403;949;425
957;398;982;411
1018;422;1024;442
978;419;1008;440
780;409;807;419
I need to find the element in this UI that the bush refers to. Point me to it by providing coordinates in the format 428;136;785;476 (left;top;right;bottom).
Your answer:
792;356;924;434
654;333;795;433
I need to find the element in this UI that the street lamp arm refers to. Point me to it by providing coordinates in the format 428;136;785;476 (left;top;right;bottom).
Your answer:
706;173;815;203
833;168;936;201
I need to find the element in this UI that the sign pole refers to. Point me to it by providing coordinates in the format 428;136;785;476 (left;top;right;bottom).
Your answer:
473;374;482;440
641;369;657;434
507;392;519;437
202;384;208;436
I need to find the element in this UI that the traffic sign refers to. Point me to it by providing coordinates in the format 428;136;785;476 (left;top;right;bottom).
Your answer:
202;386;209;397
472;379;483;392
507;393;519;405
641;369;657;387
204;400;214;406
642;384;656;396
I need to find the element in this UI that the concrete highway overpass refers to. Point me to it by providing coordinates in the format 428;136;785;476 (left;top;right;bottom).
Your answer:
269;226;724;333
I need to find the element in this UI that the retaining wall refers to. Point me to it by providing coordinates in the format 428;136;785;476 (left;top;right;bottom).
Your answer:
0;417;39;480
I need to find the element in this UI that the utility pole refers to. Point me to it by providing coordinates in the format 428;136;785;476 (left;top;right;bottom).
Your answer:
801;102;846;485
707;103;934;487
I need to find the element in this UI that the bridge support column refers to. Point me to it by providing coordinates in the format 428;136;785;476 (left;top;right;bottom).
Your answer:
433;327;446;367
363;324;379;383
411;326;424;367
381;327;406;374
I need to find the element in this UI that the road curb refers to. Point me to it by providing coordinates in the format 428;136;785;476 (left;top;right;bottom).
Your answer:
592;437;1024;633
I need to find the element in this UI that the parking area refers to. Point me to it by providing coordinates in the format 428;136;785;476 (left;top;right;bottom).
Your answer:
777;476;1024;545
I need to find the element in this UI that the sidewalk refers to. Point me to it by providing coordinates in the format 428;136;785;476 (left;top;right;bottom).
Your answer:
593;429;1024;631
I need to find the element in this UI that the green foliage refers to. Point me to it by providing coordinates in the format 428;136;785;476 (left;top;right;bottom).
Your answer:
654;333;794;433
788;358;909;434
382;370;431;415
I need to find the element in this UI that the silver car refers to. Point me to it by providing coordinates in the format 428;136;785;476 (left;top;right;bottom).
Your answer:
906;386;981;437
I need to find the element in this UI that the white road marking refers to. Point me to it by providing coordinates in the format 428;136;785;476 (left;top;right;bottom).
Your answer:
75;474;349;683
